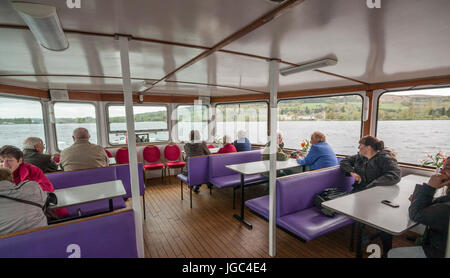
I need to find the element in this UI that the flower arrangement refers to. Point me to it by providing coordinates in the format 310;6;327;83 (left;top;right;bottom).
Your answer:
420;151;446;169
300;139;310;152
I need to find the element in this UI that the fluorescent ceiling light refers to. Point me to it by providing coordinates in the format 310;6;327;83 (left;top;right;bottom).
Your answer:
280;58;337;76
12;2;69;51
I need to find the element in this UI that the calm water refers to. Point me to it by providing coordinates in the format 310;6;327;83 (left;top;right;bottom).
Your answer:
0;120;448;164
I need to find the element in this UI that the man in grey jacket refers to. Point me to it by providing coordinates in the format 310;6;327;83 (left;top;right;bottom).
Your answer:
22;137;58;173
0;167;48;235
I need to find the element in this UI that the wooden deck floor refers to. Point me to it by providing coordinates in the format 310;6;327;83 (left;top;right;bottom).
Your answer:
138;177;416;258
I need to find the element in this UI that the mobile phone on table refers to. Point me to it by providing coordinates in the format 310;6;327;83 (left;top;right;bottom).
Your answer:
381;200;399;208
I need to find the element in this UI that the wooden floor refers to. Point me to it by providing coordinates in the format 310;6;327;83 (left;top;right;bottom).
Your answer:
137;176;416;258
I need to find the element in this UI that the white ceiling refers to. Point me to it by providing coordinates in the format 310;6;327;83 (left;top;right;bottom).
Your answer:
0;0;449;98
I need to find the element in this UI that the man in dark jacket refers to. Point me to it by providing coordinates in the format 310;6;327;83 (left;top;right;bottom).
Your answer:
22;137;58;173
388;157;450;258
340;136;401;192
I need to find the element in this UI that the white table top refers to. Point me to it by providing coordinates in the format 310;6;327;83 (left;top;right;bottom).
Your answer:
50;180;127;209
322;174;430;235
109;157;116;165
226;158;301;175
209;147;220;154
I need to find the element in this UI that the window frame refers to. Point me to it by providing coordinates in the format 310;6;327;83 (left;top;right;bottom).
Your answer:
52;101;99;152
0;94;47;150
175;103;210;142
105;103;170;146
375;87;450;167
276;94;364;155
214;100;269;143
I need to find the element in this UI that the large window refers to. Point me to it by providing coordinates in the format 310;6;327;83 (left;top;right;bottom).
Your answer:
377;88;450;165
215;102;268;144
107;105;168;145
0;96;46;149
176;105;209;142
54;102;98;150
278;95;363;154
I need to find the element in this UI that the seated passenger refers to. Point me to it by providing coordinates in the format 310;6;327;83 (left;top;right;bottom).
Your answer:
0;167;48;235
183;130;211;193
60;127;109;171
218;135;237;154
262;131;289;161
340;135;401;192
294;131;338;170
0;145;69;218
233;130;251;152
388;158;450;258
22;137;58;173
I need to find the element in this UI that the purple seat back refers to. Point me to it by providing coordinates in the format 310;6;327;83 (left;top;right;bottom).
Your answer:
46;164;145;199
115;163;145;198
276;166;354;218
0;210;137;258
208;150;263;178
187;156;209;186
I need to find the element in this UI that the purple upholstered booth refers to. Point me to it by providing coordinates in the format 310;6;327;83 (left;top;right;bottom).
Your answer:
177;155;209;208
0;210;138;258
208;150;266;189
45;164;146;218
245;166;354;241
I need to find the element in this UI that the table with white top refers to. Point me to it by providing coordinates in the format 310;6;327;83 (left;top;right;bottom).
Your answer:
108;157;116;165
226;158;302;229
322;174;430;257
49;180;127;222
209;147;220;154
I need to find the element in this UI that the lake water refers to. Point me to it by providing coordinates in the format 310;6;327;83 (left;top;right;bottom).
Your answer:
0;120;448;165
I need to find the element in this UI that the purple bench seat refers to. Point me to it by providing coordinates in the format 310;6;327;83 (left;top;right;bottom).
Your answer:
177;155;210;208
245;166;355;241
46;164;146;218
0;210;138;258
207;150;265;189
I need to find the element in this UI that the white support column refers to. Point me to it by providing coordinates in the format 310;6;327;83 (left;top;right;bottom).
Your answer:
118;35;145;258
268;59;279;257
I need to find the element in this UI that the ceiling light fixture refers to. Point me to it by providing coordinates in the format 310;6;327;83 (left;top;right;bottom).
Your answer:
279;58;337;76
137;81;154;92
12;2;69;51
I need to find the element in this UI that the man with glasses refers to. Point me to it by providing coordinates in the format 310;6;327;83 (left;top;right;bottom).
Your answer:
22;137;58;173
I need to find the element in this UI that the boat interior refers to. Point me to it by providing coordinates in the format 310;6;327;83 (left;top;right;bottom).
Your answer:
0;0;449;259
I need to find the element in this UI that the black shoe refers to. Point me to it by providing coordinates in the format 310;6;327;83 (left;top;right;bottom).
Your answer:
193;186;200;193
207;183;213;189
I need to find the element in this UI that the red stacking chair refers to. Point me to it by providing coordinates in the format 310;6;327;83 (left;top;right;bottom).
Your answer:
207;144;215;149
163;144;186;183
142;145;165;184
115;147;129;164
105;149;113;158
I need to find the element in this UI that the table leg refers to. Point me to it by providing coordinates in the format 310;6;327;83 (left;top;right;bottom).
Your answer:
356;223;364;258
109;199;113;212
380;232;393;258
233;173;252;229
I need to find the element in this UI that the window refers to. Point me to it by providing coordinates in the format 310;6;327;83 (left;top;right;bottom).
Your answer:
176;105;209;142
54;102;97;150
215;102;268;144
0;96;46;149
377;88;450;165
107;105;168;145
278;95;363;154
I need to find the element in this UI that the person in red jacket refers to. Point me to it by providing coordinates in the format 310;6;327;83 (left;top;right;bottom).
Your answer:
0;145;69;218
218;135;237;154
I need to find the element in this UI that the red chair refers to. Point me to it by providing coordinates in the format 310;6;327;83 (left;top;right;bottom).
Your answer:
143;145;165;184
115;147;129;164
207;144;215;149
164;144;186;183
105;149;113;158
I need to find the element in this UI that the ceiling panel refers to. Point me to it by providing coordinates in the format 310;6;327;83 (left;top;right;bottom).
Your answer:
223;0;450;84
0;0;279;47
167;52;361;92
